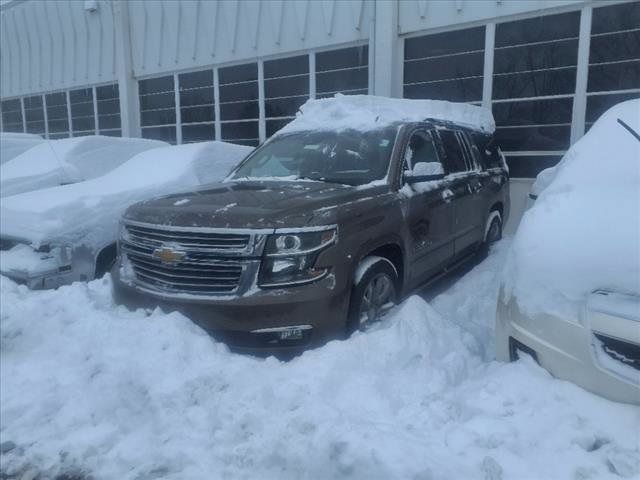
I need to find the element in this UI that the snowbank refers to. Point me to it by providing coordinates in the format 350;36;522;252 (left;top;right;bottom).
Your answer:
0;132;44;165
277;94;495;136
0;136;166;197
504;100;640;319
0;141;253;249
1;240;638;480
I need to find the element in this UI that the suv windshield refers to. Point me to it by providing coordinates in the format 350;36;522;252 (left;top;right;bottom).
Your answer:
230;127;398;186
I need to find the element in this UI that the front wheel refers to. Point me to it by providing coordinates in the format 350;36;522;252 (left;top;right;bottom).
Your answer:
347;257;398;334
480;211;502;258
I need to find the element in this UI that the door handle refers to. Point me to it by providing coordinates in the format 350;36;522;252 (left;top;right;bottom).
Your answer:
441;189;454;202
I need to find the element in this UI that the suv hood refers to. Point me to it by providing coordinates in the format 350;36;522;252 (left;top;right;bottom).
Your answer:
123;180;389;229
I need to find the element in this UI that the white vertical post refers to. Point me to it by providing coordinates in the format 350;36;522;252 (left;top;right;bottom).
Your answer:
92;86;99;134
571;6;592;145
213;67;221;141
42;93;49;139
113;0;140;137
66;90;73;136
20;97;27;133
258;59;265;143
174;73;182;144
482;23;495;109
309;52;316;99
371;0;400;97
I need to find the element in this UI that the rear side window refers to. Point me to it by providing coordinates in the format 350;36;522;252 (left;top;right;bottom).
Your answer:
438;129;468;173
471;132;503;169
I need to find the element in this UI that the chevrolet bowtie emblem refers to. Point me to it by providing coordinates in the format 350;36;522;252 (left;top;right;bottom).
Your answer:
152;247;186;264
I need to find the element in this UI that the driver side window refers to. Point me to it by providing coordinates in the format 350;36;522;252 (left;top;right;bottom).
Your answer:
404;130;444;176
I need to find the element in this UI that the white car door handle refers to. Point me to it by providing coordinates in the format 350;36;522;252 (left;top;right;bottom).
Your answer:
441;189;454;202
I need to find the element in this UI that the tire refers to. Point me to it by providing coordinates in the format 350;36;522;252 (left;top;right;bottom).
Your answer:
479;210;502;258
347;257;398;334
94;244;117;279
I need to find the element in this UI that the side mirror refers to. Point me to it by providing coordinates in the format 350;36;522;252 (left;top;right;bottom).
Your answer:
405;162;445;184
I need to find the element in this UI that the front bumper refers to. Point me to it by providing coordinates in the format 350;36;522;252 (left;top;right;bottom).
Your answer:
496;290;640;405
111;259;351;353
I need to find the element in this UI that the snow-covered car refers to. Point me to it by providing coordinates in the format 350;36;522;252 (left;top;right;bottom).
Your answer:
0;132;45;165
0;135;166;197
0;141;253;289
496;100;640;405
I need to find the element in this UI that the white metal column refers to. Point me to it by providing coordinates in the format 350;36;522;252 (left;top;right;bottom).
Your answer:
258;60;266;144
42;93;49;139
482;23;495;110
213;67;221;141
571;6;592;145
309;52;316;100
92;86;99;134
371;0;401;97
66;90;73;137
113;0;140;137
174;73;182;144
20;97;26;133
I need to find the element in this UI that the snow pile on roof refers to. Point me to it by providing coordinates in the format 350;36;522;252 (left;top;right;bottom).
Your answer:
503;99;640;319
0;132;44;165
277;94;495;135
1;136;166;197
0;141;252;248
1;241;638;479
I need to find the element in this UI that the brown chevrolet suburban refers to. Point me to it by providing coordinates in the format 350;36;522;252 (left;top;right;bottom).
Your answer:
112;118;509;352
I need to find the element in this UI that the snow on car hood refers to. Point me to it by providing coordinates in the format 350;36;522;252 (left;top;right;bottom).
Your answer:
0;141;253;249
276;94;495;136
503;99;640;319
0;136;166;197
0;132;44;165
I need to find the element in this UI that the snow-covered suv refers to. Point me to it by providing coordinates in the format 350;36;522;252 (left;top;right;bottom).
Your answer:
113;95;510;352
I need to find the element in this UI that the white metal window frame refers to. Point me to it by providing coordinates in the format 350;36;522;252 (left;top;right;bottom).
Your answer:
0;81;121;139
135;40;370;146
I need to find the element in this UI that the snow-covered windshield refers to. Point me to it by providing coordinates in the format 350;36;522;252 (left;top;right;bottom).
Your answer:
231;127;398;186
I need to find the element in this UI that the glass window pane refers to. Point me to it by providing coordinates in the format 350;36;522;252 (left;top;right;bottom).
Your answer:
70;88;95;134
404;27;485;60
219;101;259;122
493;98;574;126
182;123;214;143
316;67;368;94
438;130;467;173
98;114;121;130
505;155;562;178
266;118;293;137
589;30;640;65
264;75;309;98
45;92;66;106
69;88;92;104
139;92;175;110
100;129;122;137
264;54;308;79
221;121;258;141
587;60;640;92
493;68;576;99
494;38;578;74
96;84;119;101
1;98;23;131
403;77;483;103
142;125;176;144
591;2;640;35
97;98;120;116
265;96;307;118
495;125;571;152
179;86;214;107
219;63;258;85
179;70;213;90
316;46;368;72
219;82;258;103
180;105;214;124
404;51;484;84
141;108;176;127
495;11;580;47
139;76;174;95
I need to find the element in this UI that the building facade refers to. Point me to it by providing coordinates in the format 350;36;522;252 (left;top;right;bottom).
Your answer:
1;0;638;179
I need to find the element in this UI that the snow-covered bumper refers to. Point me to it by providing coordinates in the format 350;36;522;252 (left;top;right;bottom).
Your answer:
496;289;640;405
111;258;351;353
0;243;74;289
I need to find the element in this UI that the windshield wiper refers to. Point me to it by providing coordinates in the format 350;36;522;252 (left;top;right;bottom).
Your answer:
617;118;640;143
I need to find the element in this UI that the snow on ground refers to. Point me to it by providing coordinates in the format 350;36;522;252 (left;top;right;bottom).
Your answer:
1;240;639;479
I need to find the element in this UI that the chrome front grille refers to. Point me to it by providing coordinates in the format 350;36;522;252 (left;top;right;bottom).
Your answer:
121;221;267;296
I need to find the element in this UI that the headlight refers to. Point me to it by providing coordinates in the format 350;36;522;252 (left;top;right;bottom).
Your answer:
259;227;337;287
118;221;131;244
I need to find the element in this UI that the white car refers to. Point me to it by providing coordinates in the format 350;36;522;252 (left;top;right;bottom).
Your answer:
0;141;253;289
0;135;166;197
496;99;640;405
0;132;45;165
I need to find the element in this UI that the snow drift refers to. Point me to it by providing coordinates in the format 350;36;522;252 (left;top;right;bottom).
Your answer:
1;241;638;479
504;99;640;319
277;94;495;136
0;136;166;197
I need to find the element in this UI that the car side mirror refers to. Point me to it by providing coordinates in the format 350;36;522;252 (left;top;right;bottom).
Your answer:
405;162;445;184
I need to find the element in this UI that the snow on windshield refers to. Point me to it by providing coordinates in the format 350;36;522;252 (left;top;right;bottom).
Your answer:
277;94;495;136
0;141;253;248
503;99;640;319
